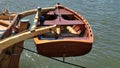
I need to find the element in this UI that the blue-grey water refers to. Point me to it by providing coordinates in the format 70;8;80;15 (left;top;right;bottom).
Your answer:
0;0;120;68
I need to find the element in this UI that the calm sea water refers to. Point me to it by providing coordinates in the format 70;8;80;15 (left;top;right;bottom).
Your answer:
0;0;120;68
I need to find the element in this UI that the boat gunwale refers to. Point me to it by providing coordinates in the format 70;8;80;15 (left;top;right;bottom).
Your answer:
34;37;93;45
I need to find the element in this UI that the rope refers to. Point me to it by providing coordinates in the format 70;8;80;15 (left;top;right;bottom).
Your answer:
18;46;86;68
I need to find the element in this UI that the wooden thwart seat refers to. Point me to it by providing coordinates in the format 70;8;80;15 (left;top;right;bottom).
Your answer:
44;20;84;25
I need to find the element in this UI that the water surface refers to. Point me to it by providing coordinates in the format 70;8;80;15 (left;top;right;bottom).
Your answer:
0;0;120;68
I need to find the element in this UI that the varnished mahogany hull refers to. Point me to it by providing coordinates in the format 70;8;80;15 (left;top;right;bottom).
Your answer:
34;37;92;57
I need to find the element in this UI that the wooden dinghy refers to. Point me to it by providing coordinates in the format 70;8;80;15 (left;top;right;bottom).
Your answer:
0;9;31;68
34;3;94;57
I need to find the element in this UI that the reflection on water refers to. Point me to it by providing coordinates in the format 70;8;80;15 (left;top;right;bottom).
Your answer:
0;0;120;68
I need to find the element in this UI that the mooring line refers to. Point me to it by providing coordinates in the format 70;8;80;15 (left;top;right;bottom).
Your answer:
18;46;86;68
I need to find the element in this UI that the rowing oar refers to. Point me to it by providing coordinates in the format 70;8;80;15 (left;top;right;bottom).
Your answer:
0;25;56;53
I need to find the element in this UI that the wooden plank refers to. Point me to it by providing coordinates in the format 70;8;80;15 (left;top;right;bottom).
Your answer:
0;20;10;27
0;15;15;20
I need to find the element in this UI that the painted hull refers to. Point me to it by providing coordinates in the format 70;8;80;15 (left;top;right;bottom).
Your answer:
34;37;92;57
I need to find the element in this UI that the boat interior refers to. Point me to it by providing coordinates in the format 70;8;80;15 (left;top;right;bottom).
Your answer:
37;7;87;40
